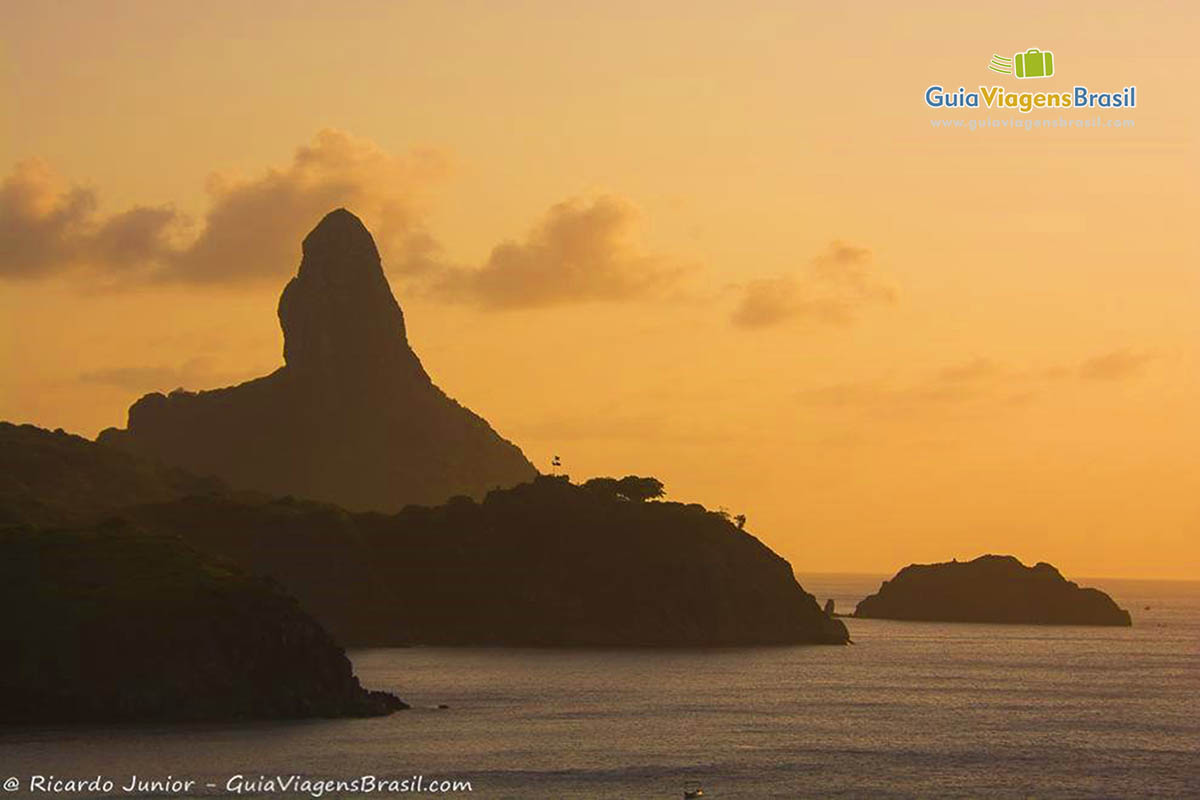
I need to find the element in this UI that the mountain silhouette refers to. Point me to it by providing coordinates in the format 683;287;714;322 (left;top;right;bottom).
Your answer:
99;209;536;511
3;423;849;647
124;476;851;647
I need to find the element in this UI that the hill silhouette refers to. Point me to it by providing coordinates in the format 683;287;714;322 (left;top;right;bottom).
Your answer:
124;476;850;646
3;423;847;646
0;422;222;527
0;522;404;723
98;209;535;511
854;554;1132;626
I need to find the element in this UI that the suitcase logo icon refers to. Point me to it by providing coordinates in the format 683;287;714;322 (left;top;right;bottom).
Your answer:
988;48;1055;79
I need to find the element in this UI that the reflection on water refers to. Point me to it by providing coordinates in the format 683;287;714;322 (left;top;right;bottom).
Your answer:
1;577;1196;799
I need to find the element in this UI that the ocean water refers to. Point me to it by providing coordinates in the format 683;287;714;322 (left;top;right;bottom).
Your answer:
2;575;1196;799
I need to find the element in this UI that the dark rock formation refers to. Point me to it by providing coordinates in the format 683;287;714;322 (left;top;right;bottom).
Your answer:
854;554;1132;626
98;209;536;511
123;475;849;646
3;424;846;646
0;421;222;528
0;523;405;723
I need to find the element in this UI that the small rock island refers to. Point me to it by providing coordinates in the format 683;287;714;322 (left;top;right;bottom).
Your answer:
854;554;1132;626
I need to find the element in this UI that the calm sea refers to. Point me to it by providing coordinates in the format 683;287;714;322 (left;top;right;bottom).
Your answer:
2;575;1196;799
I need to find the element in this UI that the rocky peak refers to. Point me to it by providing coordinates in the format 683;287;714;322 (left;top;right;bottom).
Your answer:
278;209;425;379
98;208;537;511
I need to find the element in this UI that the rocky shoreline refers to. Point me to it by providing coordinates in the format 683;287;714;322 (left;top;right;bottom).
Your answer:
0;524;406;723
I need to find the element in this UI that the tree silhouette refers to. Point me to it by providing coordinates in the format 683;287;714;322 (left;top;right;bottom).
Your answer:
582;475;665;502
616;476;665;502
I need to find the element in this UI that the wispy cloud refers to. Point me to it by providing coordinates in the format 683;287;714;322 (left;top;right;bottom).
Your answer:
799;349;1156;415
78;357;261;393
1078;349;1156;381
731;241;895;329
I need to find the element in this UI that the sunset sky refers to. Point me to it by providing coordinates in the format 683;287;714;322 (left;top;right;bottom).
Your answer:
2;1;1197;579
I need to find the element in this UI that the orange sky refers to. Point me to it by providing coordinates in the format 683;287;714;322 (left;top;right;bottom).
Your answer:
2;1;1197;578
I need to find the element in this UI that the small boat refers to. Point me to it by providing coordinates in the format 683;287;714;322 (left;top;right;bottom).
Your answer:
683;781;705;798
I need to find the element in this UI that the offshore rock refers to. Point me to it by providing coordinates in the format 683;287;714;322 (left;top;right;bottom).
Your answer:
854;554;1132;626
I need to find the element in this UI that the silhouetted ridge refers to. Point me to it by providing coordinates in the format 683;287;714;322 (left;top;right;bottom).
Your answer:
99;209;536;511
0;523;405;723
854;554;1132;626
0;421;222;527
123;475;850;646
0;426;848;647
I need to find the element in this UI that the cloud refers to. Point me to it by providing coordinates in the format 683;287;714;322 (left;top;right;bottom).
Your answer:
798;380;898;409
797;374;989;414
3;139;684;306
811;241;895;302
78;357;259;393
173;130;447;283
730;277;853;329
509;404;743;446
936;357;1000;383
430;196;685;309
800;349;1155;414
4;136;887;322
0;159;179;279
0;130;448;285
731;240;895;329
1078;349;1156;381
